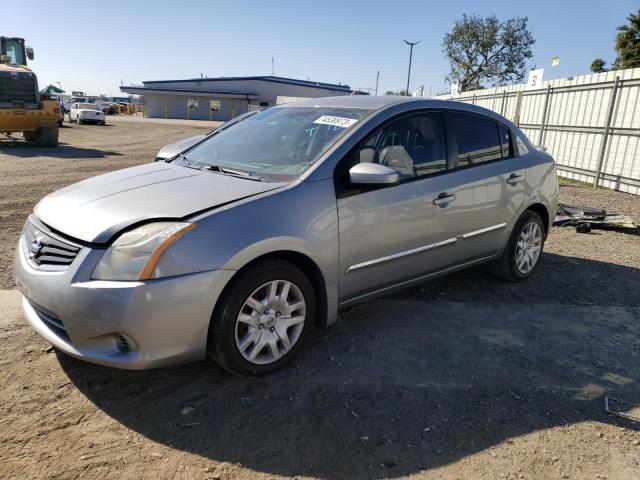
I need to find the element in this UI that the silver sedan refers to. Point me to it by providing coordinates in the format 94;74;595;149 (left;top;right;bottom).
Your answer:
15;96;558;376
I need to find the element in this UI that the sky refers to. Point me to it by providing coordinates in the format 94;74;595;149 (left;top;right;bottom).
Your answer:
1;0;636;97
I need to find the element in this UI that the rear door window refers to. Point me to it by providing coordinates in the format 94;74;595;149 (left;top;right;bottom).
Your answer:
450;113;502;167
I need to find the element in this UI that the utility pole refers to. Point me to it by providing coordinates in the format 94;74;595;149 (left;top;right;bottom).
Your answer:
271;57;275;76
375;70;380;95
403;40;420;94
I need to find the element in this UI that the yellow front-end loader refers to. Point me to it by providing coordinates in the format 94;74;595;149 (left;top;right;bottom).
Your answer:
0;36;59;147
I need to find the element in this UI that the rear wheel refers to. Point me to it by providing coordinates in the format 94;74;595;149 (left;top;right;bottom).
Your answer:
24;125;58;147
491;210;545;281
208;259;315;377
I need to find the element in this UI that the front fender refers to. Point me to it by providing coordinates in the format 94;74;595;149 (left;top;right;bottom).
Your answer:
154;178;340;288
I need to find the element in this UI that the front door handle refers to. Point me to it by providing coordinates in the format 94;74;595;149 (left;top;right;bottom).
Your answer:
433;193;456;206
506;173;523;185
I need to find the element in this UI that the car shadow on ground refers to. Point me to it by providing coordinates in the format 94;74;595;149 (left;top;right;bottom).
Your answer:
391;250;640;308
0;141;122;159
59;254;640;479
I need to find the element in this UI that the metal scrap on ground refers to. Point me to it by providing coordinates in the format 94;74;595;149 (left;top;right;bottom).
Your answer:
554;204;637;233
604;396;640;423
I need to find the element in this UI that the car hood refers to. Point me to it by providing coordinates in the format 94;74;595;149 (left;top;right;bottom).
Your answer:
155;134;207;160
34;162;286;243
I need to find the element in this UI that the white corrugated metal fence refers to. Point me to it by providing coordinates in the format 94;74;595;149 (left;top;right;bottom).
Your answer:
437;68;640;195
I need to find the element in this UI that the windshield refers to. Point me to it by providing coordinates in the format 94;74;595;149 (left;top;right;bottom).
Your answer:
79;104;99;110
181;106;370;180
3;39;26;65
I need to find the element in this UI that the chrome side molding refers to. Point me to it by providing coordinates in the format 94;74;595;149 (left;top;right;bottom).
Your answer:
345;222;507;274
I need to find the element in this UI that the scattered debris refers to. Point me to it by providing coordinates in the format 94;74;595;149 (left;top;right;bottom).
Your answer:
554;204;637;233
604;396;640;422
42;345;54;353
181;406;195;415
576;223;592;234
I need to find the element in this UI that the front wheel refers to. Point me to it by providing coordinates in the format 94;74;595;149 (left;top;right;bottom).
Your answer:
207;259;315;377
24;125;58;147
491;210;545;282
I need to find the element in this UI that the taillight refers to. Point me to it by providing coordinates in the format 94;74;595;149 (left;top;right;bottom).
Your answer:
54;107;60;113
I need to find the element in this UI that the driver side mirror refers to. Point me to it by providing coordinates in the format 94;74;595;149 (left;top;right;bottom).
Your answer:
25;47;34;60
349;162;399;187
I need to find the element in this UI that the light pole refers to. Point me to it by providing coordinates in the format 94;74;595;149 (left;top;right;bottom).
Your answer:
375;70;380;95
403;40;420;94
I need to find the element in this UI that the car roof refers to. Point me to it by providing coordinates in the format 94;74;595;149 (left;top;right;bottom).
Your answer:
279;95;417;110
278;95;511;123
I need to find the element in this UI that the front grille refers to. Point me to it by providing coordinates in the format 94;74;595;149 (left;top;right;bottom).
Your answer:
0;70;38;104
23;219;81;270
31;303;70;342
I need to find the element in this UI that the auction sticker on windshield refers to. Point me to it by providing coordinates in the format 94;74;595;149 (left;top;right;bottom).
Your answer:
313;115;358;128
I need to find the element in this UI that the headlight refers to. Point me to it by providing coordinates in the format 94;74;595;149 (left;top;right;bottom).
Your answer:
92;222;196;281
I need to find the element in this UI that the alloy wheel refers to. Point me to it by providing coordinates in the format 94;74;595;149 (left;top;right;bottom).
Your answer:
234;280;306;365
515;221;542;274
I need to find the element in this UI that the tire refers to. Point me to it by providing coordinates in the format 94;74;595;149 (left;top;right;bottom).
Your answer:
23;130;36;141
58;119;63;127
25;125;58;147
491;210;545;282
207;259;315;377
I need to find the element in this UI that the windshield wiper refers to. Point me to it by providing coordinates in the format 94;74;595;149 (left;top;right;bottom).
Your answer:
205;165;262;181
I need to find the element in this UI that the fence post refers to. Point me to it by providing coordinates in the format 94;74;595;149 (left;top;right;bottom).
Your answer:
513;91;523;126
593;76;621;188
537;85;552;146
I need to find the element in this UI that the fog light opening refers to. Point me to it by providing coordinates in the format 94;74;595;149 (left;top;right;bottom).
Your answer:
116;333;135;353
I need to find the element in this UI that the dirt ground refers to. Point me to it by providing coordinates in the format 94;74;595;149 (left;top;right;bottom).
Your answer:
0;119;639;479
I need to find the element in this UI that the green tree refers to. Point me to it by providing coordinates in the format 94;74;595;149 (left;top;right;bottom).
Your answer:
590;58;607;73
614;10;640;69
442;14;534;92
384;89;410;96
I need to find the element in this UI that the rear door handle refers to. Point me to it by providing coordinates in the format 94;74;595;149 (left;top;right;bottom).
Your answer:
433;193;456;206
506;173;523;185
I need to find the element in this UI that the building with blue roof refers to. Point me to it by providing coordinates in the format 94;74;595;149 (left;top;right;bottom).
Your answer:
120;76;363;121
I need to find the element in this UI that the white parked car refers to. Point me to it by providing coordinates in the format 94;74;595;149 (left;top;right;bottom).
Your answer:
68;103;106;125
